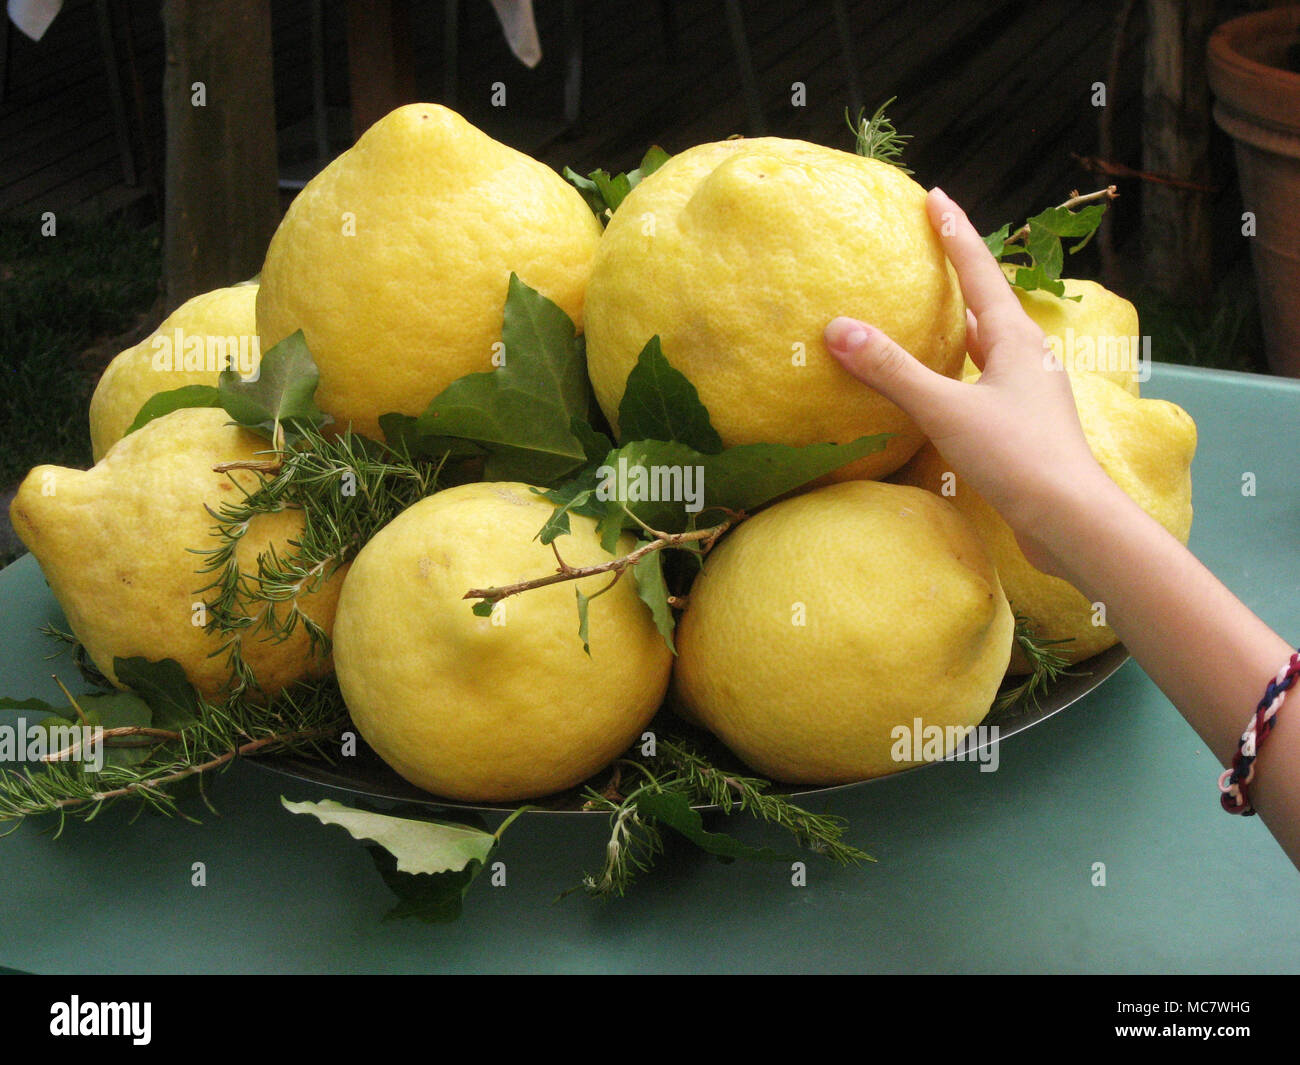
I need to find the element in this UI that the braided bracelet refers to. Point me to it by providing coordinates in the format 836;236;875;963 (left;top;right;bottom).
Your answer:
1219;649;1300;815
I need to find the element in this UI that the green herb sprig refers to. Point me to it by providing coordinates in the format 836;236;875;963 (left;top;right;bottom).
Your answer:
0;666;346;832
994;615;1076;715
194;424;449;695
848;97;913;173
983;187;1118;299
574;739;873;900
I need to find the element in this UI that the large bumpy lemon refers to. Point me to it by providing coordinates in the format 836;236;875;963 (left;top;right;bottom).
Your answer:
896;373;1196;669
673;481;1014;784
991;267;1143;395
332;482;673;802
89;282;259;461
257;104;603;441
584;138;966;481
10;407;344;699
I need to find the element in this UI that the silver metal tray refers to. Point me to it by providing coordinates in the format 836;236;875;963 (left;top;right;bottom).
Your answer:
252;644;1132;815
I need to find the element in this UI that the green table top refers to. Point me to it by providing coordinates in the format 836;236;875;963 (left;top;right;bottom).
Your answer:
1;362;1297;974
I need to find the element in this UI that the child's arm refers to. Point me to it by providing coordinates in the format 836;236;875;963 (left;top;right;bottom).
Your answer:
824;188;1300;868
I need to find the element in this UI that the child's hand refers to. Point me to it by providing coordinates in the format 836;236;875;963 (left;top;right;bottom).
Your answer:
823;187;1111;575
828;200;1300;864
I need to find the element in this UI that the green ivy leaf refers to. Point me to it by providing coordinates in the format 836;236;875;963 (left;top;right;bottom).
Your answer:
1009;262;1066;299
982;223;1011;260
367;846;487;924
563;146;672;223
113;656;201;732
986;201;1108;302
571;416;614;466
634;790;792;862
377;413;489;464
534;484;599;545
637;145;672;180
617;336;723;453
631;546;676;653
124;384;222;438
412;275;589;485
218;330;332;438
588;433;890;540
593;171;633;212
1031;202;1108;241
531;422;613;546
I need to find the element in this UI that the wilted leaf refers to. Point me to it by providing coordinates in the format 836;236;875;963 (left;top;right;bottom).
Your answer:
575;587;593;656
283;797;507;924
280;797;497;876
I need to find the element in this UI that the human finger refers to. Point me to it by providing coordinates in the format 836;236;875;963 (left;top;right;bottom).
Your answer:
824;316;965;422
925;188;1027;328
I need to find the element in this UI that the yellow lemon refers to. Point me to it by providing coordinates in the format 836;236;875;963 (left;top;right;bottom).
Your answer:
895;373;1196;670
88;282;259;461
10;407;344;699
673;480;1013;784
332;482;673;802
584;138;966;481
998;266;1144;395
257;104;603;441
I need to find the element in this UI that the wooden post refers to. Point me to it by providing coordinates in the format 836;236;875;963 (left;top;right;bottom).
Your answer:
1141;0;1216;303
346;0;417;142
162;0;280;312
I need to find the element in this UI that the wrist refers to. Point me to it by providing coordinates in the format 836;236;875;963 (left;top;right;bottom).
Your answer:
1009;464;1136;586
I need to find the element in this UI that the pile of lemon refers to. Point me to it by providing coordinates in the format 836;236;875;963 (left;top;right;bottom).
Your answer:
11;104;1196;802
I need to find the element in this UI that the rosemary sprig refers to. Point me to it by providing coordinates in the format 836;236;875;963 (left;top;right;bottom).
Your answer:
574;738;873;900
577;782;669;900
193;424;450;695
848;97;913;173
37;623;113;689
0;674;347;833
656;741;869;863
994;615;1076;715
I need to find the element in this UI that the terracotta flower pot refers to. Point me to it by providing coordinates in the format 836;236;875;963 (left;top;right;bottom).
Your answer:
1208;7;1300;377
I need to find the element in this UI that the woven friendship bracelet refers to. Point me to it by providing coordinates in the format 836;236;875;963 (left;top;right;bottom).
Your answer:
1219;649;1300;815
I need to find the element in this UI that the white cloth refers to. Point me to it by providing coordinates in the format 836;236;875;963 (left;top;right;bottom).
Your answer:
489;0;541;68
7;0;62;41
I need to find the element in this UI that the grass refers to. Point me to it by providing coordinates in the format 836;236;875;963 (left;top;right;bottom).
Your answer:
0;216;162;489
0;215;162;569
1130;259;1268;375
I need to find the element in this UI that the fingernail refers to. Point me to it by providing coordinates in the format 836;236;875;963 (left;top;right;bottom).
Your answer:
929;186;948;200
825;317;871;352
